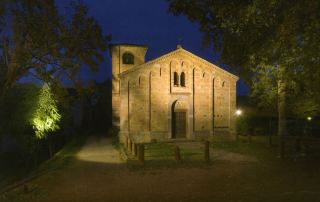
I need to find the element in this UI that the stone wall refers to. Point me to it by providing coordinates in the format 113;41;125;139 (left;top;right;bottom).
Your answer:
193;68;213;134
110;44;148;127
115;46;238;143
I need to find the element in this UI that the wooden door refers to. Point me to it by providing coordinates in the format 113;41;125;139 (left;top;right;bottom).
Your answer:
173;112;186;138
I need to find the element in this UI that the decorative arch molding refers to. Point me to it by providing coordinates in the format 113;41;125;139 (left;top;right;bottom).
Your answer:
138;75;147;87
215;76;221;87
170;98;190;139
222;80;229;88
202;72;206;79
149;70;157;77
170;59;180;69
181;60;191;69
172;99;189;112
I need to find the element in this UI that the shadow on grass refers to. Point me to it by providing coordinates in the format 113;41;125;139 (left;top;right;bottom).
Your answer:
0;134;87;194
36;134;87;172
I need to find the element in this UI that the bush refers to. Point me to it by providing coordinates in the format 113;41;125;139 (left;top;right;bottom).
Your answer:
236;114;277;136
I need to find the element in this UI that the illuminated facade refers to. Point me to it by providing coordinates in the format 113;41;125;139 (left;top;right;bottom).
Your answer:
110;44;239;143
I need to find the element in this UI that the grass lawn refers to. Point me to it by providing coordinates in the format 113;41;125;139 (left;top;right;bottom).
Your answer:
122;137;320;201
127;141;211;168
127;135;320;166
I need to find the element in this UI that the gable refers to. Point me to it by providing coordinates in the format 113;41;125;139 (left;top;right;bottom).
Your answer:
119;47;239;81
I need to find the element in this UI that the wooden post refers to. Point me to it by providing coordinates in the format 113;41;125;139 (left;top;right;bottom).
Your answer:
174;146;181;162
268;135;273;147
204;141;210;163
125;136;129;148
304;142;309;156
23;184;29;194
138;144;144;165
129;138;132;153
133;143;137;156
280;137;285;159
295;138;301;153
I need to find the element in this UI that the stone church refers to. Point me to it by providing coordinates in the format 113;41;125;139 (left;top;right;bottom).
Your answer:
111;44;238;143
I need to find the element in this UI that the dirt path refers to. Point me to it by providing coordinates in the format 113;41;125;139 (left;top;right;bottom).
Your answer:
2;137;320;202
76;137;123;164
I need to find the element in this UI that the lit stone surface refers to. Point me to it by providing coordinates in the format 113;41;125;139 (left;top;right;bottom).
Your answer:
110;44;239;143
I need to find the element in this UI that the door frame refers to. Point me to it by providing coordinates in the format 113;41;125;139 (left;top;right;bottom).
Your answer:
172;111;187;139
170;99;189;139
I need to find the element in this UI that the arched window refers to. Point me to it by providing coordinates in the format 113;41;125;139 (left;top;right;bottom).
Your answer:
180;72;186;87
174;72;179;86
122;52;134;64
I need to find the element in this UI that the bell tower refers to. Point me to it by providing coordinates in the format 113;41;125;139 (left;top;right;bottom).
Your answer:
109;44;148;127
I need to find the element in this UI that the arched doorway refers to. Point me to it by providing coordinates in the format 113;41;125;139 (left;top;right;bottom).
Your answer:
172;100;188;138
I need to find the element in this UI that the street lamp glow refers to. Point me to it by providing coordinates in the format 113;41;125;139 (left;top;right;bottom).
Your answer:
236;109;242;116
307;117;312;121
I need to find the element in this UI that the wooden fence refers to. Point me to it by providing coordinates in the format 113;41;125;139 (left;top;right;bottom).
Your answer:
123;136;211;165
237;133;320;159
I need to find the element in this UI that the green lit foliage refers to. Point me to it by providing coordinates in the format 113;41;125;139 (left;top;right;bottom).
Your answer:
32;84;61;139
250;64;278;111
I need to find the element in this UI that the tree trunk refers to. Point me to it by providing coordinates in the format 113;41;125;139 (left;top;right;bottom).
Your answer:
278;65;287;158
278;65;287;137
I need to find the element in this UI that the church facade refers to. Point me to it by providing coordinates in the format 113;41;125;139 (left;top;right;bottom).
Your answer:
111;44;239;143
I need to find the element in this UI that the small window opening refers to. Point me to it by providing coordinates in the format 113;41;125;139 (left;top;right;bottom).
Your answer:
180;72;186;87
122;53;134;64
174;72;179;86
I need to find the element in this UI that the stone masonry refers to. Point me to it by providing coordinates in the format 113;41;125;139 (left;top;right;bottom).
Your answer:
110;44;239;143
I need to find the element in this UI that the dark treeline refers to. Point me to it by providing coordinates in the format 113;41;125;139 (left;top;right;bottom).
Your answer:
236;96;320;137
0;0;110;183
0;80;112;172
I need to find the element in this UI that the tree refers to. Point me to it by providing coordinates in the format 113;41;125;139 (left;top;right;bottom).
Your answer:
32;84;61;139
0;0;110;100
32;83;61;157
168;0;320;138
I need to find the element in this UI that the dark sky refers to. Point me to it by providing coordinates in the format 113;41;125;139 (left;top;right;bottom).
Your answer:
62;0;248;95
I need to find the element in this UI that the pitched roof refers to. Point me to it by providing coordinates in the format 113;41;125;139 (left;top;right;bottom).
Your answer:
119;47;239;80
109;43;148;48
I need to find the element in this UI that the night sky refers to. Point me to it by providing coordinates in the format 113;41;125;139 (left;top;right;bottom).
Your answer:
59;0;248;95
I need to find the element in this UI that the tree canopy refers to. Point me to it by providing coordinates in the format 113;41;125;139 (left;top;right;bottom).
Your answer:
0;0;110;99
168;0;320;136
168;0;320;135
168;0;319;77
